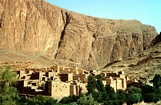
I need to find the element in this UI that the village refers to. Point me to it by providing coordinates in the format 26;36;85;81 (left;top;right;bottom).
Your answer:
14;65;142;100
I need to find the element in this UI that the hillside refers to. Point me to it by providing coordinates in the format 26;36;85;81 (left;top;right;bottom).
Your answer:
103;39;161;80
0;0;158;70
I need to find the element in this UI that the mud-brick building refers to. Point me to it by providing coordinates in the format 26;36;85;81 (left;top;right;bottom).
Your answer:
105;71;127;91
106;77;126;92
46;81;83;100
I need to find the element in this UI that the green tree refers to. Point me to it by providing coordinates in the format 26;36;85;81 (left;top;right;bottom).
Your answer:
141;84;155;96
94;74;106;102
105;85;117;100
103;100;118;105
127;86;142;105
151;74;161;88
45;97;57;105
0;66;18;87
156;86;161;99
128;86;142;94
142;85;161;103
59;95;80;104
77;94;99;105
0;66;19;105
16;96;31;105
86;75;97;94
31;95;47;105
96;77;105;92
143;93;159;103
117;90;127;104
17;95;57;105
95;73;105;81
92;91;102;103
102;85;117;105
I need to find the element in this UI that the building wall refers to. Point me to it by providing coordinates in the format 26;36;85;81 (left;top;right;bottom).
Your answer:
73;74;86;82
59;73;73;82
116;78;122;90
119;74;125;78
106;75;127;91
68;73;73;81
110;79;117;92
16;66;130;100
70;84;77;95
30;72;39;79
17;80;24;93
106;73;119;78
19;71;26;78
70;66;78;71
122;78;127;90
77;69;84;74
78;83;87;94
50;81;71;99
53;66;59;73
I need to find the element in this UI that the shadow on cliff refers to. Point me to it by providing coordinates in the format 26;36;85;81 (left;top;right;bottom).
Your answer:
103;60;121;68
151;32;161;46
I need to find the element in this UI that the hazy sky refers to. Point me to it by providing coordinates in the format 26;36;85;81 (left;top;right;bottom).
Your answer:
46;0;160;33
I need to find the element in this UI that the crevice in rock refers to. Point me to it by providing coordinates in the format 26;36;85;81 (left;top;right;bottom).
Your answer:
23;11;28;43
110;44;115;62
0;10;4;28
110;35;117;63
0;20;1;28
103;60;120;68
90;35;99;67
58;11;69;48
54;11;70;58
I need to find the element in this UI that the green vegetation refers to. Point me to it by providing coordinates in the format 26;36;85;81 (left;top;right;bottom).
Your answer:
126;86;142;105
142;74;161;103
117;90;127;104
1;66;161;105
45;97;58;105
16;95;58;105
59;95;80;104
0;66;19;105
77;94;98;105
86;74;161;105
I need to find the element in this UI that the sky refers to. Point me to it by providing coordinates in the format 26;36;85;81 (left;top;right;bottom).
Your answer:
46;0;160;33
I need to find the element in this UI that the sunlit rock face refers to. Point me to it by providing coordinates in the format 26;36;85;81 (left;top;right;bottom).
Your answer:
0;0;158;69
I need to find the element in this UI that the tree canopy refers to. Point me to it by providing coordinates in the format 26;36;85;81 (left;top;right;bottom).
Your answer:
0;66;19;105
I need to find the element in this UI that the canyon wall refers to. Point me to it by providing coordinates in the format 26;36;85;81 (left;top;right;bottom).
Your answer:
0;0;158;69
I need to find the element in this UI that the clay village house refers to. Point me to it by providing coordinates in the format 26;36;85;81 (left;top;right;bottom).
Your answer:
15;65;141;100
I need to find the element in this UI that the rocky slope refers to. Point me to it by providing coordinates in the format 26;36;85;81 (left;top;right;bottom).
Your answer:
0;0;158;70
103;40;161;81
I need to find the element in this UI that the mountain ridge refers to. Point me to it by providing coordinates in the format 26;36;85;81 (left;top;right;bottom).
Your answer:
0;0;158;70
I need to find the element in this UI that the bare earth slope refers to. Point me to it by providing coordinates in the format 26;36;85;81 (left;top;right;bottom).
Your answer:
0;0;158;70
104;41;161;80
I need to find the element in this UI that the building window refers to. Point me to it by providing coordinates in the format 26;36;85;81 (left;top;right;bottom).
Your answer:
42;77;45;81
46;72;48;77
51;77;53;80
32;83;36;86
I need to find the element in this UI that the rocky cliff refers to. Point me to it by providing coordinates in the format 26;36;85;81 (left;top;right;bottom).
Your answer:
0;0;158;70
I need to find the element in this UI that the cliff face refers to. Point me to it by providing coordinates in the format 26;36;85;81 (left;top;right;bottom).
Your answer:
0;0;158;69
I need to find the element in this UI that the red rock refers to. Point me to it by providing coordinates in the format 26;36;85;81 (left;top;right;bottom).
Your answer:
0;0;158;70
